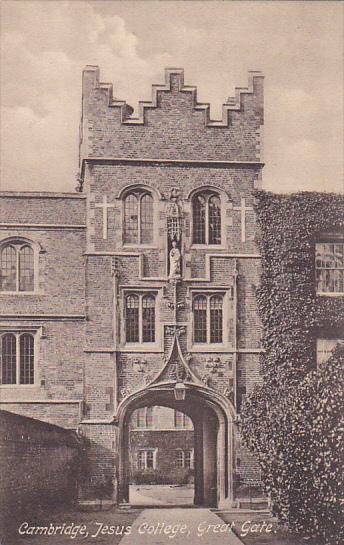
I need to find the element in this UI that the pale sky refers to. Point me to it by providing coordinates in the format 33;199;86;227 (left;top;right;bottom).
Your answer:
1;0;343;193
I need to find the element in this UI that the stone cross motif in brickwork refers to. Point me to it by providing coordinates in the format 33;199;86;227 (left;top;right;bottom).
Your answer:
231;197;254;242
95;195;115;239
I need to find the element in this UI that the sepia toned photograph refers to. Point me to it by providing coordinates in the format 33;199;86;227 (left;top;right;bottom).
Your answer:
0;1;343;544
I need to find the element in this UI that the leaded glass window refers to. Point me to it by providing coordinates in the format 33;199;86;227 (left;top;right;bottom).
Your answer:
0;242;34;292
193;195;206;244
142;295;155;342
141;194;153;244
20;334;34;385
193;295;207;343
123;191;153;244
210;295;223;343
208;196;221;244
193;293;224;344
126;295;139;342
125;293;156;343
124;194;138;243
316;242;344;293
1;333;16;384
192;192;221;245
0;332;35;385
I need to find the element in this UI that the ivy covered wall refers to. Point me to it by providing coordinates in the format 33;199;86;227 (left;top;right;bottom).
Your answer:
254;190;344;384
241;191;344;544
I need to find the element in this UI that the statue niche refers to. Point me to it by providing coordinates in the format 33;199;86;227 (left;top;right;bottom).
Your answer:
166;188;183;279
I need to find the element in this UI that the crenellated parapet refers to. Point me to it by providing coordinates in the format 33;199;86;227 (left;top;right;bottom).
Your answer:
82;65;263;127
79;66;264;169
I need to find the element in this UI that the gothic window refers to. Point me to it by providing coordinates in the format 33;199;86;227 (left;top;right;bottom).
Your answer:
316;242;344;294
123;191;153;244
192;192;221;245
140;194;154;244
125;293;156;343
1;332;35;385
208;195;222;244
0;242;34;292
316;338;343;366
193;294;224;344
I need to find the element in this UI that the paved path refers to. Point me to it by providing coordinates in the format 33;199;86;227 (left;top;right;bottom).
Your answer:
119;508;243;545
129;484;194;506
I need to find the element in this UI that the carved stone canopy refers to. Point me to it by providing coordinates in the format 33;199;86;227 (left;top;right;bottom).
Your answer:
149;331;201;387
166;187;183;241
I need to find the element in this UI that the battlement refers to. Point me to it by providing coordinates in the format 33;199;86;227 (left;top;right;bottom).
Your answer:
82;65;264;127
80;65;264;167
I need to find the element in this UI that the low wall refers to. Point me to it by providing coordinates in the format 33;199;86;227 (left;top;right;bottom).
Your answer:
0;410;81;536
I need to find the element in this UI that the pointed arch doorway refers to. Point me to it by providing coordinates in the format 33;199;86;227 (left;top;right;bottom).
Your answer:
116;383;234;508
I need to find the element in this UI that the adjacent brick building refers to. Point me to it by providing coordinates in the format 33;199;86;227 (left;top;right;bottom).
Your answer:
0;66;265;508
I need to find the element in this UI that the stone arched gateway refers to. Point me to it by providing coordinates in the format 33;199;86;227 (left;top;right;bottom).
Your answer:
0;67;265;508
115;381;235;509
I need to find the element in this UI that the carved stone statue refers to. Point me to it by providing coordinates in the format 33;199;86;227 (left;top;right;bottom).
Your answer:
169;240;181;278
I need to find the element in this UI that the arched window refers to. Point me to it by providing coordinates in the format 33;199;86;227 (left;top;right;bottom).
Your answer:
208;196;221;244
193;293;224;344
0;242;34;292
140;194;153;244
125;293;156;343
192;192;221;245
1;332;35;385
123;191;153;244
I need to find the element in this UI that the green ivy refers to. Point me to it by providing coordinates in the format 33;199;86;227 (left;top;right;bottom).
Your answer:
241;191;344;544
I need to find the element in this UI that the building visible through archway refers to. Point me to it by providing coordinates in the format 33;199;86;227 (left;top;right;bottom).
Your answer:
128;405;195;506
117;383;233;508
